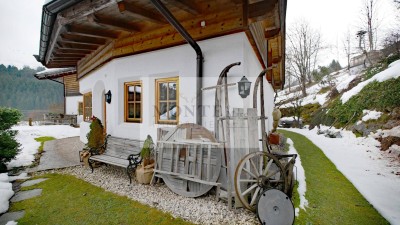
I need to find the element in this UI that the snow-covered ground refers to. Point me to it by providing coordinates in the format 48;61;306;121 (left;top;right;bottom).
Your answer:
276;65;365;107
7;125;80;169
341;59;400;103
287;138;308;216
283;126;400;225
0;173;29;214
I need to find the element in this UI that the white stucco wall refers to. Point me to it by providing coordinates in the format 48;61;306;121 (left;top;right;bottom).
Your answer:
79;32;275;143
65;96;82;115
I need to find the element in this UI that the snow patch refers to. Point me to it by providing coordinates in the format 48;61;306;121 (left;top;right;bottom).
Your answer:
362;110;382;122
283;126;400;224
6;221;18;225
341;59;400;103
287;138;308;216
7;125;80;169
0;173;14;214
372;126;400;138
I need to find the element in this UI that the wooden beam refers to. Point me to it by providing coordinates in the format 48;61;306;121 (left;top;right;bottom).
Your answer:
164;0;201;15
58;43;98;50
55;48;92;54
88;14;139;33
61;33;108;45
65;25;119;39
52;56;82;61
118;1;166;24
53;53;87;58
248;0;277;20
59;38;104;47
264;27;280;39
51;59;78;63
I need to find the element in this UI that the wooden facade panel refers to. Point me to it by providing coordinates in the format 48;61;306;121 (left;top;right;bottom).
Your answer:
63;74;81;96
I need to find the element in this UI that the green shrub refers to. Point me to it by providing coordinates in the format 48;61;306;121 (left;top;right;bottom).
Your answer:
0;107;22;172
301;103;321;124
86;116;105;152
327;77;400;126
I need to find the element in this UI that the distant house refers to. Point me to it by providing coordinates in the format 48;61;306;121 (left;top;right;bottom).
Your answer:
34;67;84;124
34;0;287;142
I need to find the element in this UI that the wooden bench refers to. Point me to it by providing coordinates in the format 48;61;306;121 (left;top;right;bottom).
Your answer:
88;135;143;183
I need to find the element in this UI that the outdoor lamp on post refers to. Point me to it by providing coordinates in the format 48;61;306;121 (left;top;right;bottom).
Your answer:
105;90;112;104
238;76;251;98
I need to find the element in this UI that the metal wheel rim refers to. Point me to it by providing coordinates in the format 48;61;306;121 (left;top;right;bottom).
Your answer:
234;151;287;211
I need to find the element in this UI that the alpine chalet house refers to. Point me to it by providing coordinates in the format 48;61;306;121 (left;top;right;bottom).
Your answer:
34;0;286;143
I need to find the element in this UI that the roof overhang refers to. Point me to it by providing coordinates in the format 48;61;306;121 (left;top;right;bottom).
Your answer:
34;67;77;80
35;0;287;89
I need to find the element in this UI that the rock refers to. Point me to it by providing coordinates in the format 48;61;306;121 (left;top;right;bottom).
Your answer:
383;120;400;130
380;136;400;151
391;107;400;120
352;122;381;137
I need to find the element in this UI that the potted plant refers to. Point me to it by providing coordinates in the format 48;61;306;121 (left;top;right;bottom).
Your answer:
136;135;155;184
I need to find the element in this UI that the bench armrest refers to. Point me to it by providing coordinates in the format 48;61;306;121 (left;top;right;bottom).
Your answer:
127;153;142;167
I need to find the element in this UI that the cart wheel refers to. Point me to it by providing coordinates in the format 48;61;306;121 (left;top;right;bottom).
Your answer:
234;152;287;211
256;189;295;225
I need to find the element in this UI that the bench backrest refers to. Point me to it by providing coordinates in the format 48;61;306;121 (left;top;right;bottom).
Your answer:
104;136;143;159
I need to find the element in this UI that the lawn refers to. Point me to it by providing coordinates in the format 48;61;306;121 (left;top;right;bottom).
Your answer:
34;136;55;153
279;130;389;225
10;173;192;225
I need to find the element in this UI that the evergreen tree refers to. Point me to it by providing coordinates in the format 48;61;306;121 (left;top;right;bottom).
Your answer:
0;107;22;172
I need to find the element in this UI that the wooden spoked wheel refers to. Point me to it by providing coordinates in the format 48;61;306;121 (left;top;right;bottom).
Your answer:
234;151;287;211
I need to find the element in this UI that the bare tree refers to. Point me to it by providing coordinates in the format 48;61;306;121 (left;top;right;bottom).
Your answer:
360;0;380;51
342;29;353;70
286;20;322;97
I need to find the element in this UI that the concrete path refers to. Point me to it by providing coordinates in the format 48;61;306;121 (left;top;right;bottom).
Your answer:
28;136;84;172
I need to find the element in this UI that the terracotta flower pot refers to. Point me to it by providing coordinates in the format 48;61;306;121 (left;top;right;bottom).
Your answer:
268;133;280;145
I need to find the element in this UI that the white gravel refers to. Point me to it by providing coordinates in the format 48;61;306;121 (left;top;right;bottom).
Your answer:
35;165;258;225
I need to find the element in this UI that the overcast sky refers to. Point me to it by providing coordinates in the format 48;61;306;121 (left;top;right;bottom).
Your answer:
0;0;398;69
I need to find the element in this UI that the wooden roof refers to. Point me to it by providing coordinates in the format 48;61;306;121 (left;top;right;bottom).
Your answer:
36;0;286;89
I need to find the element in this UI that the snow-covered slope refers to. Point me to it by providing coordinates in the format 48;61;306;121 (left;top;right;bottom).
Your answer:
277;59;400;108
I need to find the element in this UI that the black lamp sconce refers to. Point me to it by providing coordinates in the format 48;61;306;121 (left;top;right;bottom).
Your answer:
238;76;252;98
105;90;112;104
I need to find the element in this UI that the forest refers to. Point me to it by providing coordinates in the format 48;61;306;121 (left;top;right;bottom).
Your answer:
0;64;63;110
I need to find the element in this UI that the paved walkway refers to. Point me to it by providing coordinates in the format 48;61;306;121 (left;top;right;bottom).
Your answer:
28;136;84;172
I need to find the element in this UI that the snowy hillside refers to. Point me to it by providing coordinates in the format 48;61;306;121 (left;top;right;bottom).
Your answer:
276;59;400;108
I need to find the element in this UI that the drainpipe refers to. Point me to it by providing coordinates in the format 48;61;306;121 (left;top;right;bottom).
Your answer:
150;0;203;126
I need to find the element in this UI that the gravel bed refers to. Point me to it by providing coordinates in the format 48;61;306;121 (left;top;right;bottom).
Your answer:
35;165;258;224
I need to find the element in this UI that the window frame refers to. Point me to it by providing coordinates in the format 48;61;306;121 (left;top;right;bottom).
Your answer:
155;77;179;125
124;81;143;123
78;101;83;115
83;92;92;122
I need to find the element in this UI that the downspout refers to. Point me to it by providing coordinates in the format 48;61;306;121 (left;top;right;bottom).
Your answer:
150;0;203;126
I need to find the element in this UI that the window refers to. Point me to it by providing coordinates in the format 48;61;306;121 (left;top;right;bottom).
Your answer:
78;102;83;115
83;92;92;122
125;81;142;122
155;77;179;124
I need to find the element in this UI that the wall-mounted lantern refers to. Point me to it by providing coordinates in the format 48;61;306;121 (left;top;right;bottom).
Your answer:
105;90;112;104
238;76;251;98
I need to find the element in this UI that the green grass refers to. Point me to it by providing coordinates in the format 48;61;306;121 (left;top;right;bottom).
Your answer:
326;77;400;126
279;130;389;225
10;174;191;225
34;136;56;153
